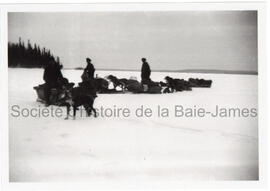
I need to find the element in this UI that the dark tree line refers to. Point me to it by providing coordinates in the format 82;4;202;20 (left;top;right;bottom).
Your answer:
8;38;62;68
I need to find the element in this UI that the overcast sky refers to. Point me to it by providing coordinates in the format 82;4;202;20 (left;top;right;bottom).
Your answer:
8;11;257;72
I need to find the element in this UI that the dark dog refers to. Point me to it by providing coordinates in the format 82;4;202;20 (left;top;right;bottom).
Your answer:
159;81;167;87
164;76;192;92
94;78;109;93
106;75;127;91
61;86;97;120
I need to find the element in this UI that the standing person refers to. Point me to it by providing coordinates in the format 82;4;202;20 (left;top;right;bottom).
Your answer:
141;58;151;84
43;60;64;106
81;58;97;96
85;58;95;79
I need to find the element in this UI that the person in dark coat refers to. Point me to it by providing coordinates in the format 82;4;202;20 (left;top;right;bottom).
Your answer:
81;68;90;82
43;61;63;85
85;58;95;79
43;60;64;105
141;58;151;84
81;58;96;95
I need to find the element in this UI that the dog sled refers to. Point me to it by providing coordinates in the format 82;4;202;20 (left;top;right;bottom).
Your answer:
188;78;212;88
33;82;75;105
99;85;162;94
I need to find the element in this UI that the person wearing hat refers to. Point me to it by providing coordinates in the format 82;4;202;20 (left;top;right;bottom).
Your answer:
141;58;151;83
140;58;152;92
85;58;95;79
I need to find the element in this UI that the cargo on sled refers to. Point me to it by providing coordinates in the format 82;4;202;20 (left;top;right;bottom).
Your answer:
33;82;75;105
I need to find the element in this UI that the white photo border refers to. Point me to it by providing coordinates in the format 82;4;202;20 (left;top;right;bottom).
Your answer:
0;1;267;191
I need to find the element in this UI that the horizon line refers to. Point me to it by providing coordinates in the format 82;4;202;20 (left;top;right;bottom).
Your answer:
65;67;258;75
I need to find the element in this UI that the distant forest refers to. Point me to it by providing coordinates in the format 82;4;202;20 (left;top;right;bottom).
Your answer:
8;38;62;68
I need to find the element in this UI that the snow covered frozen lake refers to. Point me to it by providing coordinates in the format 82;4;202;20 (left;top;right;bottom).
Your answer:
8;68;258;182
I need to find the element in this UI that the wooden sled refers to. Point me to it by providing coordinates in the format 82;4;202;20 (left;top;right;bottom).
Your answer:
33;83;75;105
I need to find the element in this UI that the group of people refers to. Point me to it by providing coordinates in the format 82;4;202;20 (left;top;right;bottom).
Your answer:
42;57;153;105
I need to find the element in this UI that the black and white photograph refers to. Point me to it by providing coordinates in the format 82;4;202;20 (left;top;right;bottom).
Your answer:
1;1;268;190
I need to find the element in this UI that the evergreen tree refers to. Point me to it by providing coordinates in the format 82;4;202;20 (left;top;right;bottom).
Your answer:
8;38;62;68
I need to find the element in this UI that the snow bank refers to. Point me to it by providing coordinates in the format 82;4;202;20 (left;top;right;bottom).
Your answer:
9;68;258;182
